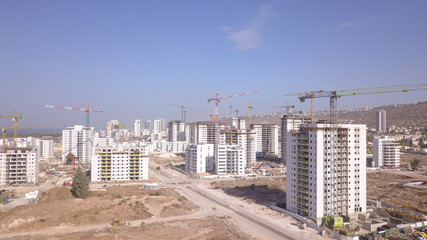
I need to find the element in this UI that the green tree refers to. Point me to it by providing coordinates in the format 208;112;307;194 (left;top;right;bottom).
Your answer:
71;167;90;198
65;153;74;165
411;159;420;170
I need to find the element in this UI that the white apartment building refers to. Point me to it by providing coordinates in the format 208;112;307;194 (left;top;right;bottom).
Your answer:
153;119;165;133
62;125;94;163
376;109;386;132
281;114;307;165
36;139;54;161
168;121;186;142
0;147;39;186
145;120;152;134
216;145;245;175
286;123;366;225
373;136;400;167
232;117;246;130
220;129;256;166
134;119;142;137
185;144;215;173
94;137;115;147
251;123;279;156
106;120;119;137
91;146;149;182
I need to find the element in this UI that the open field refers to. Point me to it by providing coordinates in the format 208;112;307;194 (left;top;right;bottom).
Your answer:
0;186;198;233
149;153;185;166
210;177;286;205
0;216;252;240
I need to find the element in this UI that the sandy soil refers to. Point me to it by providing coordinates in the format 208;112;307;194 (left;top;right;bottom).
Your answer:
0;185;198;233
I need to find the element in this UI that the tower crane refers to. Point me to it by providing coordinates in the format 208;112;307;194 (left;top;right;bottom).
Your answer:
187;113;214;123
289;83;427;216
234;109;239;117
229;105;234;117
244;104;253;126
272;103;295;115
0;111;23;147
43;104;102;168
165;104;188;122
285;91;324;122
2;126;45;152
208;90;260;145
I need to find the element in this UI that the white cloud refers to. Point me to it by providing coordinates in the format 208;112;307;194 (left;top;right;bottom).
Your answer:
223;4;276;51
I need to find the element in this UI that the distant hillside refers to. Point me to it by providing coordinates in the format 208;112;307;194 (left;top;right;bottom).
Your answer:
245;101;427;129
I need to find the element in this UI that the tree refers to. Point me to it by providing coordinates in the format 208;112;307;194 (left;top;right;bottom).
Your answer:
65;153;74;165
410;159;420;170
71;167;90;198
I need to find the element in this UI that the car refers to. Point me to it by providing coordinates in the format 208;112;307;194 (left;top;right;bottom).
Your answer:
103;185;107;188
39;187;46;191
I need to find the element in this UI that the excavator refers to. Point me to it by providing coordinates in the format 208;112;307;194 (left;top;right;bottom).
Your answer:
111;219;125;226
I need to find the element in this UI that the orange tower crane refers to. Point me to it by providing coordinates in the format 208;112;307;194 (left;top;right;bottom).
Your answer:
0;111;23;147
244;104;253;126
208;90;260;145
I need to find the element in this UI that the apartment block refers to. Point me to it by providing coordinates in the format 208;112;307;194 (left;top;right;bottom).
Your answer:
36;139;54;161
373;136;400;167
281;114;307;165
216;145;245;175
185;144;215;174
376;110;386;132
220;129;256;166
91;146;149;182
62;125;94;163
134;119;142;137
168;121;186;142
106;120;119;137
0;147;39;186
286;123;366;225
251;123;279;157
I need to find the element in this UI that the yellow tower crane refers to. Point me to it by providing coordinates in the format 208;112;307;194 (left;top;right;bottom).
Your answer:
244;104;253;126
0;111;23;147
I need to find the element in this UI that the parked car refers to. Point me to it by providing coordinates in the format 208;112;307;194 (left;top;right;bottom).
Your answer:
39;187;46;191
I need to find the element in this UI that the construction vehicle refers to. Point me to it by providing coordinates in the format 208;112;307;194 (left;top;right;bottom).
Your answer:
111;219;125;226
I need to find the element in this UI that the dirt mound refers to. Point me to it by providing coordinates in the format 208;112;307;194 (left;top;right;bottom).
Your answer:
38;187;73;203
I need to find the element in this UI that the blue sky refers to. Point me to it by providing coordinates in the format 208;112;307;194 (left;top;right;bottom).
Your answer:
1;1;426;129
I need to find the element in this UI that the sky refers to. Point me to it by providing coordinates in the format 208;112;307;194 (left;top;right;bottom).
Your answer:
1;1;426;130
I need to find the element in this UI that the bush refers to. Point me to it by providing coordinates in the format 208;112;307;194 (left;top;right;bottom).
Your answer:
250;184;256;190
39;218;46;222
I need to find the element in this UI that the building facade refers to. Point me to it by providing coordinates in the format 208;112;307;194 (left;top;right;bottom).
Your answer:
185;144;215;174
373;136;400;167
62;125;94;163
216;145;245;175
281;114;307;165
286;123;367;225
91;146;149;182
251;123;279;157
134;119;142;137
0;147;39;186
376;109;386;132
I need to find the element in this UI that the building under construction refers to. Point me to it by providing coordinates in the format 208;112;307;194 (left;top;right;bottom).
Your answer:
286;123;367;225
0;147;39;186
251;123;279;157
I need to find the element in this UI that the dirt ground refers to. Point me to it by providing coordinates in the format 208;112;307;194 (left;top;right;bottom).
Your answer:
2;216;253;240
367;169;427;215
400;152;427;169
0;186;198;233
210;177;286;205
149;153;185;166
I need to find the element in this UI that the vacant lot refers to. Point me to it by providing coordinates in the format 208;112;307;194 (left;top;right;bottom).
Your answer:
211;177;286;204
150;153;185;166
0;186;198;233
1;216;253;240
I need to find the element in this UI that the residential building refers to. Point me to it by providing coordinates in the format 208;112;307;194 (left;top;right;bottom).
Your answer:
36;139;54;161
216;145;245;175
281;114;307;165
168;121;186;142
286;123;367;225
232;117;246;130
220;129;256;166
0;147;39;185
106;120;119;137
91;146;149;182
145;120;152;134
185;144;215;174
62;125;94;163
373;136;400;167
251;123;279;156
376;109;386;132
134;119;142;137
